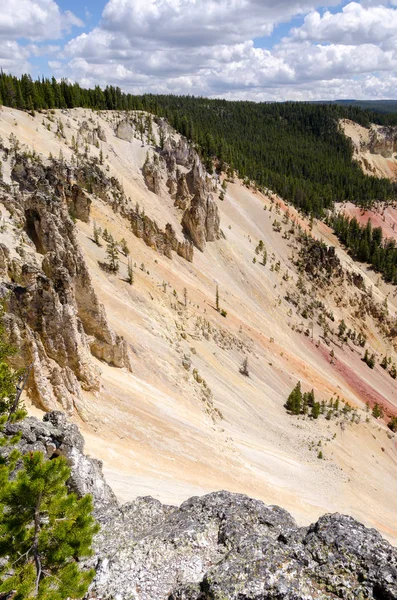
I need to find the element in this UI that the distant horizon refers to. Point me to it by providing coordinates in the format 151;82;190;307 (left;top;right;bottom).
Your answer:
3;71;397;108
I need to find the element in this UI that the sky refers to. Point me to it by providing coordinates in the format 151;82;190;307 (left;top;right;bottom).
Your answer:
1;0;397;101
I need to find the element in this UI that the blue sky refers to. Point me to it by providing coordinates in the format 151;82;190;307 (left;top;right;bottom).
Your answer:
2;0;397;100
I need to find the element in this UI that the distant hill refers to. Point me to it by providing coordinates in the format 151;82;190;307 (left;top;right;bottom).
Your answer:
315;99;397;115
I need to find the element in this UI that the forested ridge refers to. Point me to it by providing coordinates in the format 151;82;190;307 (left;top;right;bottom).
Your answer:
2;72;397;281
143;95;397;215
330;213;397;284
1;72;397;217
320;99;397;118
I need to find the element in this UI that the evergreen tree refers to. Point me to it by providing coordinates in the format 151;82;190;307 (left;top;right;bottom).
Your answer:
262;248;267;266
0;305;98;600
120;238;130;256
285;382;302;415
0;453;98;599
0;302;19;414
2;72;397;218
372;403;383;419
311;402;320;419
362;349;375;369
106;236;119;273
127;258;134;285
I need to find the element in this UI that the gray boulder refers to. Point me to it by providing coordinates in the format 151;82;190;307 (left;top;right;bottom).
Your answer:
2;411;118;521
87;490;397;599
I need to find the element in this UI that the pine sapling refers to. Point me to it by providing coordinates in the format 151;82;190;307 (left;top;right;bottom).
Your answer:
127;258;134;285
106;235;119;273
93;221;101;246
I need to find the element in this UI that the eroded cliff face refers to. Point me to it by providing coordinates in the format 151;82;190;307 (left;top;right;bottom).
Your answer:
368;125;397;158
0;115;214;412
0;153;132;414
182;157;221;251
341;119;397;178
3;413;396;600
141;133;221;252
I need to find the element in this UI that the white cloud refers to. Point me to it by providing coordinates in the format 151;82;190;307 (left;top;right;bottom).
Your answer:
3;0;397;101
291;2;397;46
100;0;327;47
0;0;83;41
0;41;31;75
61;0;397;101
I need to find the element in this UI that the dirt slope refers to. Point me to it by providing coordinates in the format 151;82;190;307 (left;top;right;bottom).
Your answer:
1;106;396;543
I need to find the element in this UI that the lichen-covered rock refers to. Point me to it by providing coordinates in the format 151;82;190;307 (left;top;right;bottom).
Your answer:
3;412;396;600
86;489;397;600
1;411;118;521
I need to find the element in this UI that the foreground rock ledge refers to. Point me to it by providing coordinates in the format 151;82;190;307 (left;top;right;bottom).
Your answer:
3;412;397;600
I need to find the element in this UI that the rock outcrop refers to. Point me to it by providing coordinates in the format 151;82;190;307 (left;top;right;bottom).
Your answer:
368;125;397;158
0;156;132;414
142;154;162;195
149;135;221;252
2;411;118;520
3;411;396;600
174;171;192;210
182;158;220;251
116;120;134;142
86;486;397;599
162;136;195;169
92;493;397;599
79;121;107;147
130;213;193;262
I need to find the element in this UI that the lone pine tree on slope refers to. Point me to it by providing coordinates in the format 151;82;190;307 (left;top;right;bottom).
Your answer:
106;235;119;273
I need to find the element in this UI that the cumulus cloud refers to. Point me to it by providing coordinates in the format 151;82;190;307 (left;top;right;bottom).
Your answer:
2;0;397;101
0;41;31;75
290;2;397;46
100;0;327;47
60;0;397;100
0;0;83;41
